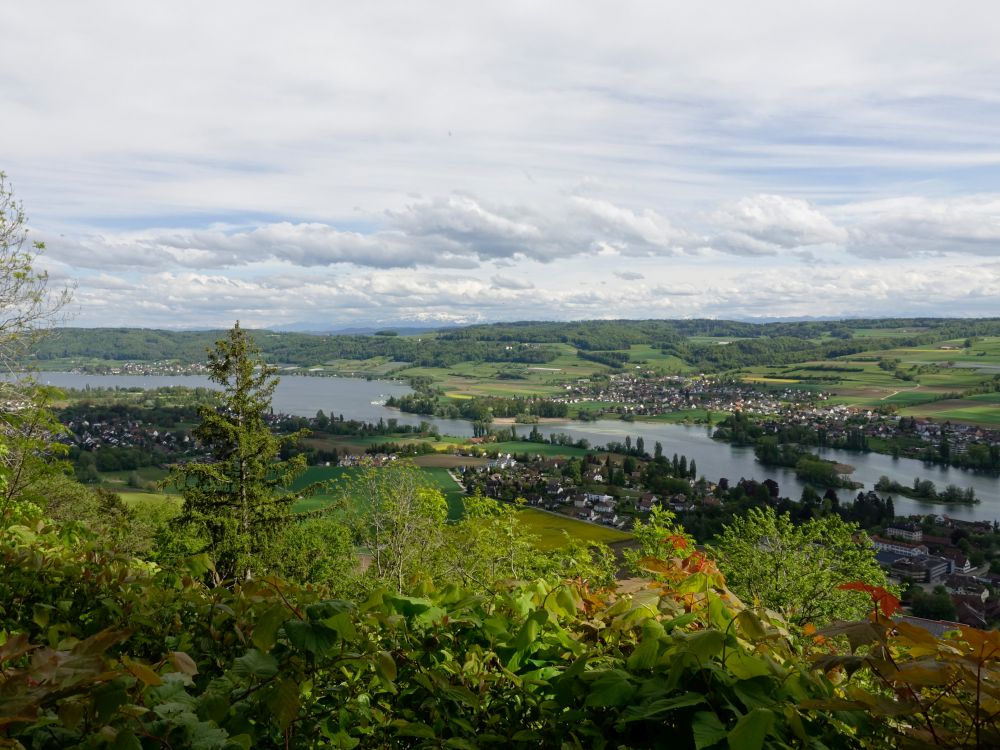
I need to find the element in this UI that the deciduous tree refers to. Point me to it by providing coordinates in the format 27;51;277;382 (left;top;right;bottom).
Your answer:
712;506;889;625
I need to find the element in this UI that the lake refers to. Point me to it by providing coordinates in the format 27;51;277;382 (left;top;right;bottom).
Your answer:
28;371;1000;522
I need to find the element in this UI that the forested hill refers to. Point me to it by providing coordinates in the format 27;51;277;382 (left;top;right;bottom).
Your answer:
29;328;558;368
31;317;1000;371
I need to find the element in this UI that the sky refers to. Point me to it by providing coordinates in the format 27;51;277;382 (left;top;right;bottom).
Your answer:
3;2;1000;329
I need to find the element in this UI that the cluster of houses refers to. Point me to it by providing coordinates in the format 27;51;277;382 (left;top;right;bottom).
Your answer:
746;403;1000;465
555;374;821;417
61;416;192;455
459;452;724;531
72;360;209;376
461;454;635;530
872;521;998;628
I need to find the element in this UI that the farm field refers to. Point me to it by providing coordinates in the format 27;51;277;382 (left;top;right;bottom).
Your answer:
300;433;465;455
636;408;721;424
625;344;692;372
736;341;1000;424
897;400;1000;427
967;392;1000;404
517;507;632;549
850;327;931;338
570;400;625;415
319;356;410;377
486;440;593;457
409;453;490;469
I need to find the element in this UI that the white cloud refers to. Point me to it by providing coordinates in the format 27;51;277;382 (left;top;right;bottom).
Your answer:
708;194;848;255
491;274;534;290
839;196;1000;258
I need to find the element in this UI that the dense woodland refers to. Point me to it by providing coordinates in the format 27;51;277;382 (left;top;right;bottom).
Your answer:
30;317;1000;372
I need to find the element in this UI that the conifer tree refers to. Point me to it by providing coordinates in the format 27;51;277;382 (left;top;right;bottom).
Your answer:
170;322;310;583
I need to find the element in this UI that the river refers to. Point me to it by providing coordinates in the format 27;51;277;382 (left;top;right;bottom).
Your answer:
28;371;1000;522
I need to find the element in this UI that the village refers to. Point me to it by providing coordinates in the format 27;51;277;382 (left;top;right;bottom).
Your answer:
555;373;822;417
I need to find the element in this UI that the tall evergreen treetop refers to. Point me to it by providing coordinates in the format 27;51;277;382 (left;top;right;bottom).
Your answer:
170;321;310;583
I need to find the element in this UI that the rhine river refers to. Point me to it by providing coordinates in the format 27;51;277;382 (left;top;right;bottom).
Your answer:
31;372;1000;523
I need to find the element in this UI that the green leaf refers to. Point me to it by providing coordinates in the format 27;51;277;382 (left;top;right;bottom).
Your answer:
622;692;706;722
123;655;163;686
734;611;767;642
32;603;51;629
198;691;231;723
322;611;358;641
266;678;300;731
327;732;360;749
375;650;397;683
393;720;437;739
727;708;773;750
184;553;217;578
686;630;726;660
723;652;773;680
663;612;698;632
252;605;290;652
93;682;129;723
512;608;549;651
232;649;278;679
692;711;727;749
189;720;230;750
626;636;661;671
511;729;543;741
112;729;143;750
584;669;637;707
386;594;436;617
284;620;338;656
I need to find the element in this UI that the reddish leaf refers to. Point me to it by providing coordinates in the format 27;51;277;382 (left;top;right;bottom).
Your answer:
838;582;900;618
663;535;688;551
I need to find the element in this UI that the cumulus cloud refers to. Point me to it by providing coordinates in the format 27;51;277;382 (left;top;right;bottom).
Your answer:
840;196;1000;258
614;270;645;280
39;192;702;272
570;198;691;254
707;194;848;255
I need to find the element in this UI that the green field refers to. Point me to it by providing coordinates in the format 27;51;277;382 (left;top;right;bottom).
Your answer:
899;401;1000;427
967;392;1000;404
391;344;610;398
625;344;692;372
517;508;631;549
637;408;721;424
487;440;593;457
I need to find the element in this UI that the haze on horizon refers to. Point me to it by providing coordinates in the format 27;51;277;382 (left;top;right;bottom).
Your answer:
3;2;1000;330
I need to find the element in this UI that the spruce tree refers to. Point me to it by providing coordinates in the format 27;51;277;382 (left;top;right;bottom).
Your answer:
170;322;310;583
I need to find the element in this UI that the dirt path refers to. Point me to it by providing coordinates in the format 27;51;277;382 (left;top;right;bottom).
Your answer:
881;384;921;401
